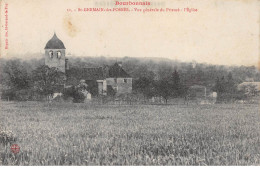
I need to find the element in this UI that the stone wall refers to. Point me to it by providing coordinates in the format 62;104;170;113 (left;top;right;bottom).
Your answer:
45;49;66;72
106;78;132;94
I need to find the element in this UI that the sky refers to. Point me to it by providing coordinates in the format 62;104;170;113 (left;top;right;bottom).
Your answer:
0;0;259;66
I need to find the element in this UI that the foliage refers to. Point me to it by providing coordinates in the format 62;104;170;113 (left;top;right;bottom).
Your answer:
63;86;85;103
14;89;34;101
32;65;65;97
133;77;156;99
1;57;260;102
155;70;187;103
0;129;16;146
1;89;16;101
170;70;182;97
85;80;98;97
1;88;41;101
107;85;116;97
2;60;31;89
155;80;172;103
72;90;85;103
213;73;244;102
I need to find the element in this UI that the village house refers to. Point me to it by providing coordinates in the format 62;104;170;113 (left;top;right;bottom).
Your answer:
44;33;132;98
237;82;260;96
105;62;132;95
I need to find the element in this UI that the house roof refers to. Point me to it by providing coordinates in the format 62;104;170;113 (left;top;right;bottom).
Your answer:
66;67;104;83
66;63;131;85
45;33;66;49
108;63;130;78
238;82;260;85
237;82;260;90
189;85;206;89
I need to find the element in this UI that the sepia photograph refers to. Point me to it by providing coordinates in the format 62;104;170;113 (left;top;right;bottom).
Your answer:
0;0;259;167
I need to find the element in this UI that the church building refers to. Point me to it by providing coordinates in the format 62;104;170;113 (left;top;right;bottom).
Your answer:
44;33;132;97
44;33;68;73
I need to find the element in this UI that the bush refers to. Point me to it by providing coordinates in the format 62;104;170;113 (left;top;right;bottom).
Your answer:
107;85;116;97
14;89;33;101
1;88;37;101
73;91;85;103
0;129;16;146
1;89;16;101
63;86;76;100
63;86;85;103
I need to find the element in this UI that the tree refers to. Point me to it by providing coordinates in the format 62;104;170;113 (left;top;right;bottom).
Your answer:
153;70;187;104
226;72;236;94
131;65;155;80
3;60;31;89
157;63;174;80
155;80;172;104
170;70;181;98
1;60;32;101
213;77;223;93
32;65;65;101
213;73;239;102
133;77;156;100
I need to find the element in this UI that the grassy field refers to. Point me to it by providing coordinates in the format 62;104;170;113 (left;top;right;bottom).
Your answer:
0;101;260;165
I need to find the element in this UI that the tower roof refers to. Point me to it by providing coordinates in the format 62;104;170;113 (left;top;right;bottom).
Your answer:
45;33;66;49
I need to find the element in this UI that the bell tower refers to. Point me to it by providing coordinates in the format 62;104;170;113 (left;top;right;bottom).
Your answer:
44;33;66;72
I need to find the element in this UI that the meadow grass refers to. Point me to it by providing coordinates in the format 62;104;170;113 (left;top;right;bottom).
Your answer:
0;101;260;165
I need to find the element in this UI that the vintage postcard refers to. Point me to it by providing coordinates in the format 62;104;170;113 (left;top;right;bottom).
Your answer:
0;0;259;166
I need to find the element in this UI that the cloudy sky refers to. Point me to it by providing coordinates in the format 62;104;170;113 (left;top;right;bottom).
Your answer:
0;0;259;66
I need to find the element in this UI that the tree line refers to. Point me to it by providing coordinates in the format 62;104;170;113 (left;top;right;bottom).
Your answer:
0;57;259;103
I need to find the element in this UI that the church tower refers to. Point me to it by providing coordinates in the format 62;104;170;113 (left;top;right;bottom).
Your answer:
44;33;66;72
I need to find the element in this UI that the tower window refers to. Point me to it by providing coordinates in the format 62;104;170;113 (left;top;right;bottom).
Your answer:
49;51;53;58
124;79;127;83
114;78;117;83
57;51;61;59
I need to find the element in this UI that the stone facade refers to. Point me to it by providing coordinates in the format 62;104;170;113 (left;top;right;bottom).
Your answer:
45;49;66;73
106;78;132;94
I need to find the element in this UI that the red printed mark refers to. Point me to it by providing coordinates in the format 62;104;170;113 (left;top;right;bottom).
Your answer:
11;144;20;154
